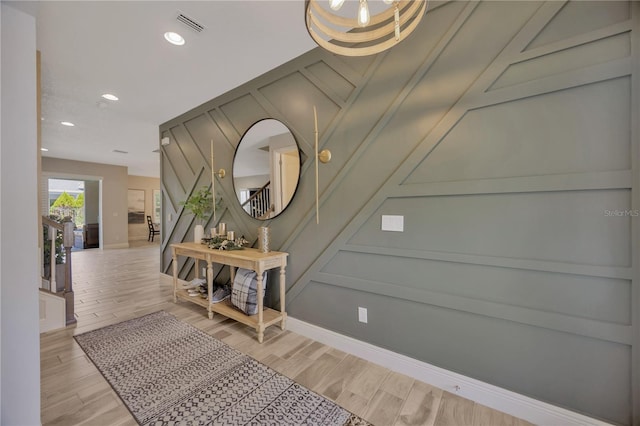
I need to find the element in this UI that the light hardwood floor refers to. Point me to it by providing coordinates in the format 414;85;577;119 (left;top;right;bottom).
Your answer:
40;241;534;426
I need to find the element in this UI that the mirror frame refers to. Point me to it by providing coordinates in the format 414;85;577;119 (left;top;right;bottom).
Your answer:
232;119;302;220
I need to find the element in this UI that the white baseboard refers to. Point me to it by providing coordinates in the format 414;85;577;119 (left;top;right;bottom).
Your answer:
287;317;613;426
103;243;129;249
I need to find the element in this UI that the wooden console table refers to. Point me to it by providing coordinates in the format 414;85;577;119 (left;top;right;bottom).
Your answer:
170;242;288;343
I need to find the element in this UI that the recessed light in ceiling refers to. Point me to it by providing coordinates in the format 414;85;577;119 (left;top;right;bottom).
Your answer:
41;148;49;152
61;121;75;127
164;31;185;46
102;93;119;101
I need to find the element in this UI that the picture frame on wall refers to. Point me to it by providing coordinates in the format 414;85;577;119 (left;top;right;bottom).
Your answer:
153;189;161;224
127;189;145;224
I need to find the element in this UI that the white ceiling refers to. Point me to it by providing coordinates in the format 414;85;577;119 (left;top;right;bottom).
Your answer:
16;1;318;177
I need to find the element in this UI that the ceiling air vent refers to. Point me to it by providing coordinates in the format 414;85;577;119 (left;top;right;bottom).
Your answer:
176;12;204;33
113;149;128;154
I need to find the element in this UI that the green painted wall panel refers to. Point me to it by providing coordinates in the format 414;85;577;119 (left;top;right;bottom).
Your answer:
350;191;632;267
160;1;638;423
323;251;631;326
288;282;631;425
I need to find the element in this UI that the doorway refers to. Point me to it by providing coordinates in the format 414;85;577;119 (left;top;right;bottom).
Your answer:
46;177;101;249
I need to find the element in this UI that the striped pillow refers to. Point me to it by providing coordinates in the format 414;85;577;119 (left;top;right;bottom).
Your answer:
231;268;268;315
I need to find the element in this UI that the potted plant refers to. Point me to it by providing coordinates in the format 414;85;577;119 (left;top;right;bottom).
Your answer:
180;186;213;242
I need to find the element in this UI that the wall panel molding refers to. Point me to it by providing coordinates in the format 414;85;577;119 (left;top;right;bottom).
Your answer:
315;271;632;344
160;2;638;423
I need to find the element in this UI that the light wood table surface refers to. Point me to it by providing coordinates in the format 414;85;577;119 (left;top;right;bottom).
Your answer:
171;242;288;343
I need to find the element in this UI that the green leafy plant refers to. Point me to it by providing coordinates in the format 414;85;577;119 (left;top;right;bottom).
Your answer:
180;186;214;224
50;191;85;228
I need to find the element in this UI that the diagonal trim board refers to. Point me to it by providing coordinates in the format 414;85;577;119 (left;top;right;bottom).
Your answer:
287;316;614;426
285;0;481;302
285;1;563;303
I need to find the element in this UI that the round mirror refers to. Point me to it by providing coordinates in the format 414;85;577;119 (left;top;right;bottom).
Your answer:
233;119;301;220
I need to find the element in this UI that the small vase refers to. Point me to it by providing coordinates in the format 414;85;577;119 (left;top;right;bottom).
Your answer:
258;226;270;253
194;224;205;243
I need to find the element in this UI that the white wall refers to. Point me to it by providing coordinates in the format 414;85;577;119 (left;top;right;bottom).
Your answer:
0;2;2;419
1;4;3;420
85;180;99;224
0;3;41;424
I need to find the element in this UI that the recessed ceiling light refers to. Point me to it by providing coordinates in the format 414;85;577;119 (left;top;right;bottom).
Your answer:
164;31;185;46
102;93;119;101
41;147;49;152
61;121;75;127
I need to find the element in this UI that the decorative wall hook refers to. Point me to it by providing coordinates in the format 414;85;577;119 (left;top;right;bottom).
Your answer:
317;149;331;164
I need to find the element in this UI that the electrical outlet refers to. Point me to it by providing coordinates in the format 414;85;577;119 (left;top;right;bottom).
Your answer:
358;307;368;323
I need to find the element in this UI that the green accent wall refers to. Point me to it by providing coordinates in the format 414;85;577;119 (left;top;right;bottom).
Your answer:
160;2;639;424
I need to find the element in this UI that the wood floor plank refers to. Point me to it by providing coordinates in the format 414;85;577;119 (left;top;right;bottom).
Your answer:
294;351;345;392
380;371;415;400
315;354;370;400
45;393;121;426
335;389;371;418
42;372;106;409
279;351;317;378
435;391;476;426
41;394;84;424
345;361;390;401
364;389;405;425
78;403;134;426
395;380;443;426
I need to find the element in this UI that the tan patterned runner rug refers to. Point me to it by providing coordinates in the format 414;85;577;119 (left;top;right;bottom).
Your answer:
74;311;370;425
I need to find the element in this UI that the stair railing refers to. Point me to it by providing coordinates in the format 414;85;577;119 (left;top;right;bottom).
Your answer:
41;216;76;326
240;181;272;219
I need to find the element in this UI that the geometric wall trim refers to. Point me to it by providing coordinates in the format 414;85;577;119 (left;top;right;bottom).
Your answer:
160;2;639;423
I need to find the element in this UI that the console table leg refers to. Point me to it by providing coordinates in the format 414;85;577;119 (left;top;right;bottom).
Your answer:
279;266;286;330
257;271;264;342
207;261;214;319
172;249;178;303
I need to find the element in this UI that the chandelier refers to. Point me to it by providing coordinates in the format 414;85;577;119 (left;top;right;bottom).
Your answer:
305;0;427;57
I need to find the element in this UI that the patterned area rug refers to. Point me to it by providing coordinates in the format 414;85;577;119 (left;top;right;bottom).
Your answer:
74;311;370;425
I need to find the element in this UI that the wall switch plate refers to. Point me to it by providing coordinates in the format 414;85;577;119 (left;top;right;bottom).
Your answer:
358;307;368;323
202;267;206;277
381;215;404;232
